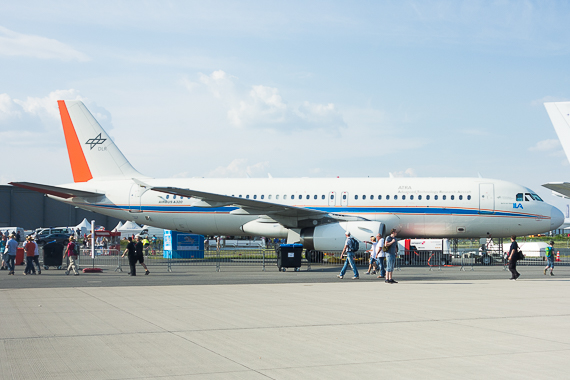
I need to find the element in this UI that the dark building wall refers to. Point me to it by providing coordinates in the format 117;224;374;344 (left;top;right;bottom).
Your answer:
0;185;121;230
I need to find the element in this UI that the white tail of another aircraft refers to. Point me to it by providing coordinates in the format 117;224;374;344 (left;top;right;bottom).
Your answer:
544;101;570;162
58;100;144;182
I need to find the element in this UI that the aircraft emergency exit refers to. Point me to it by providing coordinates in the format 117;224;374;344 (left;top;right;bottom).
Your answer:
10;101;564;251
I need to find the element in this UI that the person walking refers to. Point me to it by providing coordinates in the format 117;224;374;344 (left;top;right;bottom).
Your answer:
23;236;37;275
384;229;398;284
364;236;377;275
508;235;520;280
135;236;150;275
376;233;387;279
1;235;7;270
5;234;18;275
63;236;80;276
544;240;555;276
337;231;359;279
122;237;137;276
30;236;41;274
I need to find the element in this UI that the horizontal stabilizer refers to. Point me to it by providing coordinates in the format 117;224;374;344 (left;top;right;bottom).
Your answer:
542;182;570;199
10;182;104;199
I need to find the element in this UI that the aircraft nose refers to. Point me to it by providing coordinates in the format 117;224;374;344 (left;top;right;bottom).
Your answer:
551;207;564;230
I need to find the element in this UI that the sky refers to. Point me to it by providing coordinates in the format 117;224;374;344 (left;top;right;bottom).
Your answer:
1;1;570;214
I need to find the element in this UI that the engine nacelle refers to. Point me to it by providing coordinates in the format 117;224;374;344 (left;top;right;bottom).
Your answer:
301;221;385;251
240;220;289;238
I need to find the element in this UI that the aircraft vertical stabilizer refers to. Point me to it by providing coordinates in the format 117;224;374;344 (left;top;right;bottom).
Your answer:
544;101;570;162
58;100;144;182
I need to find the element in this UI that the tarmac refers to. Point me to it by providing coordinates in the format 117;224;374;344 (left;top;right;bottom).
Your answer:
1;265;569;379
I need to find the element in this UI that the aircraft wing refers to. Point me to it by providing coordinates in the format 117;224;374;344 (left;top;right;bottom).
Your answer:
150;186;329;218
10;182;104;199
542;182;570;199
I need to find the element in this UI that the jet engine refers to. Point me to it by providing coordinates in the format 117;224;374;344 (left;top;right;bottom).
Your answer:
301;221;385;251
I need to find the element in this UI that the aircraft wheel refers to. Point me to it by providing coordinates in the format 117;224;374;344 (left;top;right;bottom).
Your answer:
482;255;493;265
283;268;287;272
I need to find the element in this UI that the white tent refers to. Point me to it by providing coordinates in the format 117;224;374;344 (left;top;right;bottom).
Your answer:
74;218;92;236
112;221;124;232
117;221;143;238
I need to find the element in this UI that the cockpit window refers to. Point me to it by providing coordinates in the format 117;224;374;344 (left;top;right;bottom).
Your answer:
531;193;543;202
525;193;533;201
516;193;523;201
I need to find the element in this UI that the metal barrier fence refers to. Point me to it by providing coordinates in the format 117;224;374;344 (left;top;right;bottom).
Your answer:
31;245;570;272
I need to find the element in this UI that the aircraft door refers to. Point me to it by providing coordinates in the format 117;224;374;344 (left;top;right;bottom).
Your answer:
328;191;336;206
479;183;495;214
128;184;142;213
341;191;348;207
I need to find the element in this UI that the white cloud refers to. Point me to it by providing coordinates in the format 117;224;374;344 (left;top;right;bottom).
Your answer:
529;139;561;152
390;168;417;178
0;26;90;61
207;158;270;178
194;70;346;131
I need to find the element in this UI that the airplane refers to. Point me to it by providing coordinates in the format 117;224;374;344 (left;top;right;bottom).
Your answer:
10;100;564;252
543;101;570;199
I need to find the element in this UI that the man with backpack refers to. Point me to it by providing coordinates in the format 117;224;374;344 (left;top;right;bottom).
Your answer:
337;231;359;279
544;240;555;276
63;236;80;276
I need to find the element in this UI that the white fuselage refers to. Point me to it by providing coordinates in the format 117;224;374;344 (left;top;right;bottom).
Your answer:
53;176;562;241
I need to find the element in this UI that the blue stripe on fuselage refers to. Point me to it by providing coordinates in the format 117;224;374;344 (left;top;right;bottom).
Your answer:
87;203;544;218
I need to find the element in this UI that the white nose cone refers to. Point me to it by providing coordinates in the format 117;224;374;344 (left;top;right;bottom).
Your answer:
551;207;564;230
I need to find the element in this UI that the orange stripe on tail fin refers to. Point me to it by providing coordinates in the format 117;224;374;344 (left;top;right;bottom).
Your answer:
58;100;93;182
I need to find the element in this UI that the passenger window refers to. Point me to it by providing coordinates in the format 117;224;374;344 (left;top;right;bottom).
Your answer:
443;195;446;200
299;195;302;200
370;195;374;200
459;195;463;200
276;195;279;200
253;195;257;199
268;195;272;200
434;195;438;200
173;195;176;199
451;195;454;200
467;195;471;200
246;195;250;199
426;195;430;200
386;195;390;200
330;194;334;199
418;195;422;200
166;195;169;199
402;195;406;200
261;195;265;199
394;195;398;200
516;193;523;201
291;195;294;200
322;195;325;200
314;195;317;200
306;195;309;200
239;195;242;198
378;195;382;200
343;194;347;200
355;195;358;200
410;195;414;200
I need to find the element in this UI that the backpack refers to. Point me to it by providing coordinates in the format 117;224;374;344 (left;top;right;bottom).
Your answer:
545;246;552;257
348;237;359;252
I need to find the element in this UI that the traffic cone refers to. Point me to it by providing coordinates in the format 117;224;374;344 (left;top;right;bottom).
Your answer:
556;251;561;262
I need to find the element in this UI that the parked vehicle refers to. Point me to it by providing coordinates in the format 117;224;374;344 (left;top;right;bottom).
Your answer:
36;233;72;246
